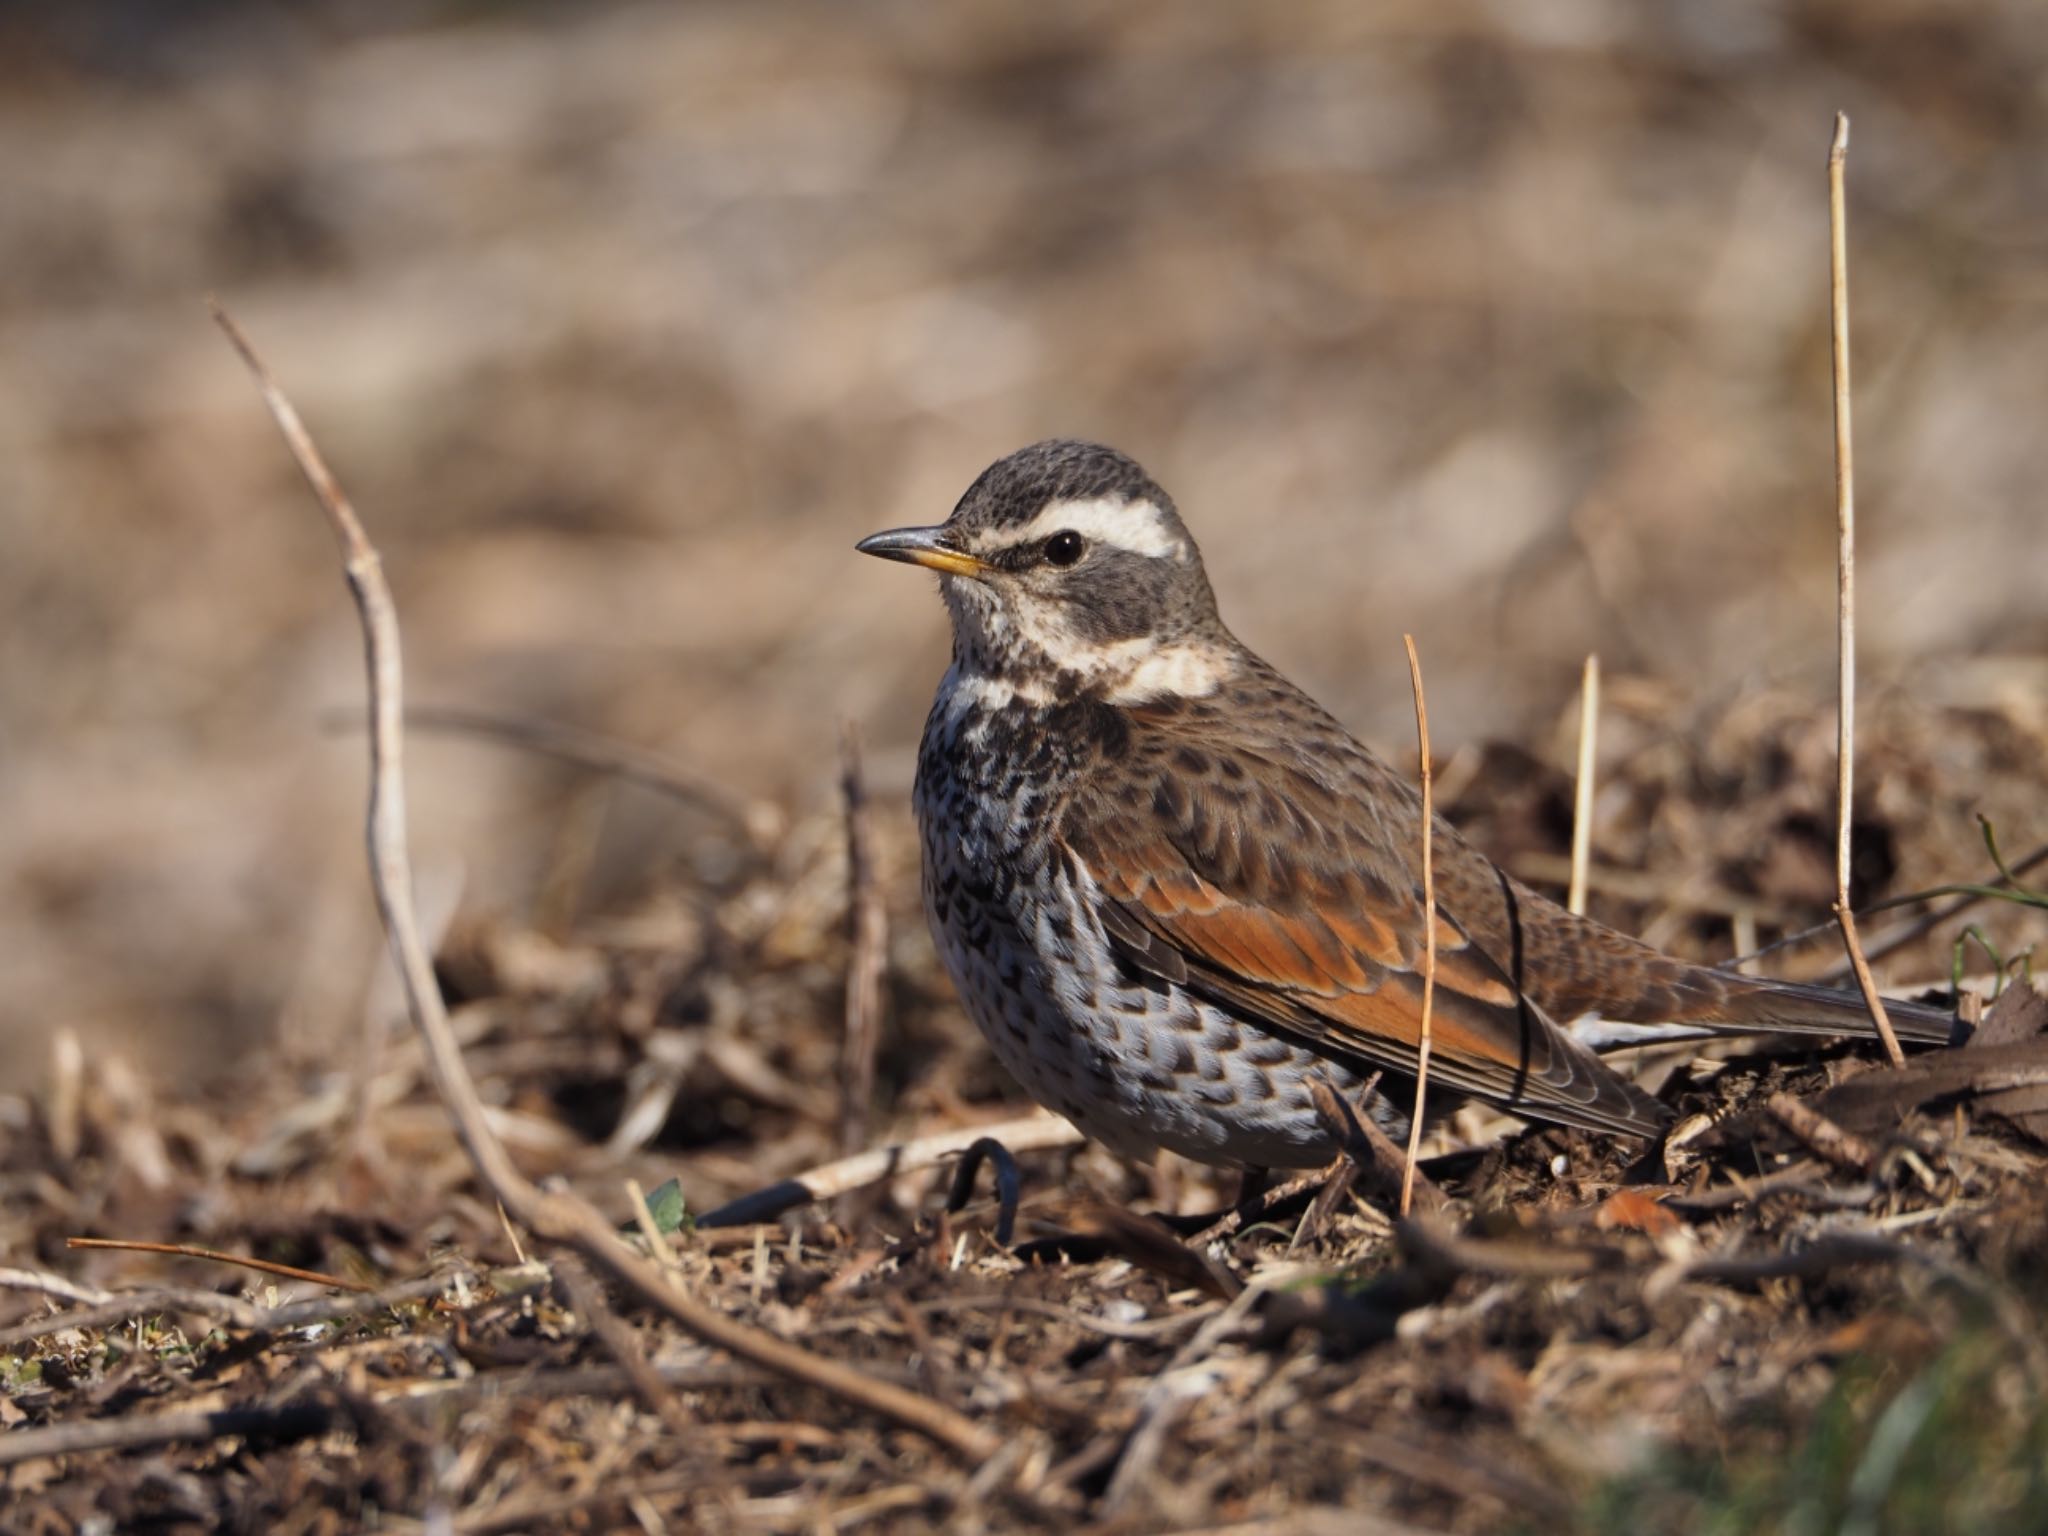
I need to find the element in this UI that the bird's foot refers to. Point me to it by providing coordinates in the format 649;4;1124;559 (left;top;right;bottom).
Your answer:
943;1135;1023;1247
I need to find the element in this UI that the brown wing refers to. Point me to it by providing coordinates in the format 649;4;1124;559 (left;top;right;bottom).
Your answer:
1061;701;1667;1138
1426;795;1959;1046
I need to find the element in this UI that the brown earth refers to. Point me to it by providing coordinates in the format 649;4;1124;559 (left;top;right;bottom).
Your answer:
3;2;2046;1530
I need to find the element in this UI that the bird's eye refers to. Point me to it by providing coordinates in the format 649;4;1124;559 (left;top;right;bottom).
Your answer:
1043;531;1086;567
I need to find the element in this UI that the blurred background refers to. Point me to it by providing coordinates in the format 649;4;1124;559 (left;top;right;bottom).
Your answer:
3;0;2044;1092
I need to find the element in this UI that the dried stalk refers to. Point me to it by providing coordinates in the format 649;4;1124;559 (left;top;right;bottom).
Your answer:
839;723;887;1156
1568;653;1599;917
370;704;751;832
65;1237;370;1293
1765;1091;1877;1175
0;1274;459;1352
552;1255;695;1440
1824;115;1906;1068
0;1400;345;1470
1400;634;1436;1218
210;301;1001;1464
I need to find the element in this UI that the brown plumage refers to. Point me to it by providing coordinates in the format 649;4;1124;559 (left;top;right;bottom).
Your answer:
857;440;1957;1166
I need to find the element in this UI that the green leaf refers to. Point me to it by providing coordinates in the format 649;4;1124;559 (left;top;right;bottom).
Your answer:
643;1178;689;1235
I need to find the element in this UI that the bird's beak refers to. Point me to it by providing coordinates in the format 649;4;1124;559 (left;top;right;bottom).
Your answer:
854;525;989;580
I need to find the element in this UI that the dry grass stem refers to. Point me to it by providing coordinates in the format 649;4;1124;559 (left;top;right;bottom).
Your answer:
64;1237;371;1293
376;704;752;832
624;1178;681;1276
1814;839;2048;983
839;722;887;1156
1400;634;1437;1218
494;1199;529;1267
1568;653;1600;916
1823;116;1906;1068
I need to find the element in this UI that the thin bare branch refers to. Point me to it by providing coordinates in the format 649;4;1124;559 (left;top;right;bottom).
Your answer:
1823;116;1906;1068
552;1255;695;1440
341;705;753;832
65;1237;371;1293
0;1267;112;1308
1766;1091;1877;1176
839;722;887;1157
0;1274;459;1351
1834;851;2048;977
0;1399;345;1470
211;302;1003;1465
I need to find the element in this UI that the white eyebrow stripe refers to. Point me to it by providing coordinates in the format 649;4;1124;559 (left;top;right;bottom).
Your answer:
1007;496;1186;559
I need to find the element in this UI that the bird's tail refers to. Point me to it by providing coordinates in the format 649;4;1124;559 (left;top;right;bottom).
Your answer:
1701;971;1963;1045
1569;968;1963;1053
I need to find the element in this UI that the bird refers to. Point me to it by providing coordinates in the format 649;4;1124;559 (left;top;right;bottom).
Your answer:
855;439;1959;1170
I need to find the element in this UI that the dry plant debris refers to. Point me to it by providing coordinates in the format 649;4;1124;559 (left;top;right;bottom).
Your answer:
5;15;2047;1526
4;678;2044;1533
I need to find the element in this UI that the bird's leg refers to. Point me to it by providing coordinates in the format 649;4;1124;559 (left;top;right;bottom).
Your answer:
1181;1164;1325;1245
1235;1165;1272;1216
944;1136;1022;1247
1293;1081;1371;1250
1292;1153;1361;1253
1294;1073;1447;1243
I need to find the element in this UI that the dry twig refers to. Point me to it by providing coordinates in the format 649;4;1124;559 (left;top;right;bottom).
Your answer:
1823;115;1906;1069
1765;1092;1878;1176
0;1274;458;1353
65;1237;371;1293
342;704;752;832
1815;840;2048;982
551;1254;695;1440
839;722;887;1157
211;301;1001;1464
1307;1076;1445;1221
0;1267;112;1309
0;1398;347;1470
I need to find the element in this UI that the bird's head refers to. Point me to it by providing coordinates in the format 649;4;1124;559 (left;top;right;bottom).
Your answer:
857;440;1229;703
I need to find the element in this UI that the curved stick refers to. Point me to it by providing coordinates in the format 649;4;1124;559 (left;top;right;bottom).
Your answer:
210;301;1000;1464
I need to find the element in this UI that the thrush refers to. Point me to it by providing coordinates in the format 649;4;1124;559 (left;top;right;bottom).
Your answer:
857;440;1957;1169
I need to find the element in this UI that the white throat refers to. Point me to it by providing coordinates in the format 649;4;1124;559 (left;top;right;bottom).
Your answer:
945;583;1228;709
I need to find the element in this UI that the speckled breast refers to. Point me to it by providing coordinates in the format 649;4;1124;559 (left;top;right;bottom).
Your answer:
912;680;1363;1169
